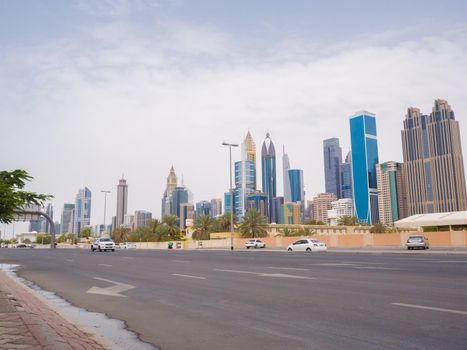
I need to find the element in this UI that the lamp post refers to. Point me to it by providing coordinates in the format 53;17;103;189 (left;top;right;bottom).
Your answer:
101;190;111;236
222;142;238;251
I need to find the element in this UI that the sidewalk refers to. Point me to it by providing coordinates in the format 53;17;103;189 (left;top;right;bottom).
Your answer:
0;270;110;350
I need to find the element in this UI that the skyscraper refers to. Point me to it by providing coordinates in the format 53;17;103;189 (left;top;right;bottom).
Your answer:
350;111;380;224
40;203;53;233
170;185;190;222
312;193;337;224
134;210;152;230
234;159;255;220
246;191;269;218
323;138;342;198
196;200;212;217
341;151;353;199
60;203;75;234
376;161;407;225
243;131;257;188
116;177;128;228
401;100;467;215
283;146;291;202
224;191;232;214
180;203;194;229
272;196;284;224
210;198;222;218
288;169;305;222
73;187;91;235
261;133;277;222
161;166;178;218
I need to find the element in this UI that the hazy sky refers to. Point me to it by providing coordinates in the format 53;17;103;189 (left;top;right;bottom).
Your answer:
2;0;467;237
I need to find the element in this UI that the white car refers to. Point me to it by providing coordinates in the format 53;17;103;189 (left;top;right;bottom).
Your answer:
119;242;137;249
287;239;327;252
91;238;116;252
245;239;266;249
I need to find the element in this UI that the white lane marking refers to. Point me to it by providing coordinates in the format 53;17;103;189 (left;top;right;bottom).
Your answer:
353;266;401;270
98;264;112;267
65;259;74;262
171;260;191;263
267;267;309;271
87;277;135;297
123;257;134;259
433;261;467;263
171;274;206;279
392;303;467;315
214;269;315;280
312;263;355;266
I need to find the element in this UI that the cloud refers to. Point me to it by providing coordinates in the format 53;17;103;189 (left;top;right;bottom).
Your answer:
1;18;467;230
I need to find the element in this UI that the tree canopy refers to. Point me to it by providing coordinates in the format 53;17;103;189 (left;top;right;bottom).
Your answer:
0;170;52;224
238;209;268;238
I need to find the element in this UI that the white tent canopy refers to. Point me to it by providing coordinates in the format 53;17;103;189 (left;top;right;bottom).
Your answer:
394;211;467;229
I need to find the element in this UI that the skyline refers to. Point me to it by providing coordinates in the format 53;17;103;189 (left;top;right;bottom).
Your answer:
2;1;467;233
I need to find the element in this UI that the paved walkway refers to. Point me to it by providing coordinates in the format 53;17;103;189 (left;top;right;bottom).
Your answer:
0;271;108;350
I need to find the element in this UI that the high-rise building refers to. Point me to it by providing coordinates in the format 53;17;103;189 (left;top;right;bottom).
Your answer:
281;202;302;225
60;203;75;234
180;203;194;229
170;186;190;221
123;214;134;230
29;219;42;232
283;146;291;202
243;131;257;189
40;204;53;233
116;177;128;228
210;198;222;218
134;210;152;230
341;152;353;199
111;216;117;233
161;166;178;218
196;200;212;218
312;193;337;224
261;133;277;222
288;169;305;221
234;159;256;220
350;111;380;224
73;187;91;236
327;198;354;226
246;191;269;218
54;222;60;236
402;100;467;215
224;191;232;214
376;161;407;225
323;138;342;198
272;196;284;224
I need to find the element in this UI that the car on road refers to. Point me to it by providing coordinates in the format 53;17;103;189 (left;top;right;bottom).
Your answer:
245;239;266;249
91;238;116;252
15;243;28;248
118;242;137;249
406;236;429;250
287;239;327;252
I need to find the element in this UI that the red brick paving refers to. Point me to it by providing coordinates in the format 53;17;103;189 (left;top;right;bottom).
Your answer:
0;271;107;350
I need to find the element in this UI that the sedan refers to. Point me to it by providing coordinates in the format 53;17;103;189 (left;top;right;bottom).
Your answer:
245;239;266;249
406;236;429;250
287;239;327;252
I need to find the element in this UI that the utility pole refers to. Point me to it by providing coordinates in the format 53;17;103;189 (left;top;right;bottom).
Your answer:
222;142;239;251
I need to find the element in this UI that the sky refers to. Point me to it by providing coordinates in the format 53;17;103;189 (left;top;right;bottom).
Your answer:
2;0;467;237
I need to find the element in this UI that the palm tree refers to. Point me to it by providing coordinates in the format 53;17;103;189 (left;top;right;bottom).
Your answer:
147;218;161;233
192;215;212;240
112;227;130;243
162;215;180;238
239;209;268;238
214;212;237;232
338;215;359;226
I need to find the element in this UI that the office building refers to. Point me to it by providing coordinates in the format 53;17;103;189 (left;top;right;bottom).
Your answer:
261;133;277;222
224;191;232;214
234;159;256;221
134;210;152;230
73;187;91;236
312;192;337;224
376;161;407;225
210;198;222;218
116;177;128;228
402;100;467;215
243;131;257;188
350;111;380;224
54;222;60;236
111;216;117;233
196;200;212;218
60;203;75;234
281;202;302;225
170;185;190;221
323;138;342;198
246;191;269;218
283;146;291;202
341;152;353;199
180;203;194;229
327;198;354;226
161;166;178;218
272;196;284;224
288;169;305;221
123;214;134;230
29;219;42;233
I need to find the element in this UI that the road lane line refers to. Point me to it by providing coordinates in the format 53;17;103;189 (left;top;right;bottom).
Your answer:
214;269;258;275
214;269;315;280
171;260;191;263
171;274;206;279
123;257;134;259
311;263;355;266
353;266;401;270
392;303;467;315
267;267;309;271
65;259;74;262
98;264;113;267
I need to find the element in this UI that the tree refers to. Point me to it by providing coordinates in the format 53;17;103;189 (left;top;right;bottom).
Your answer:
112;227;131;244
0;170;52;223
211;212;237;232
305;219;325;225
192;215;212;240
162;215;180;238
66;233;77;244
370;223;387;233
36;234;51;245
80;227;92;239
147;219;161;233
56;235;66;243
23;238;31;244
338;215;359;226
238;209;268;238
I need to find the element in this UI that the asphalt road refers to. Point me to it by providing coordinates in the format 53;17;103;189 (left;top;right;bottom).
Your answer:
1;248;466;350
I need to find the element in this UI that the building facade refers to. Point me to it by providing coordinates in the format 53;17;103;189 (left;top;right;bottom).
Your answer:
116;177;128;228
210;198;222;218
288;168;305;220
161;166;178;218
272;196;284;224
134;210;152;230
323;138;342;198
327;198;354;226
60;203;75;234
350;111;380;224
243;131;257;189
224;191;232;214
261;133;277;222
281;202;302;225
246;191;269;218
180;203;194;229
401;100;467;215
73;187;91;236
234;159;256;221
283;146;291;202
170;186;190;221
341;151;353;199
312;192;337;224
196;200;212;218
376;161;407;225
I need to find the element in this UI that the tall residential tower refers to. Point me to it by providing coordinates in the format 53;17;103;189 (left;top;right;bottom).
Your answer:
261;133;277;222
323;138;342;198
116;177;128;228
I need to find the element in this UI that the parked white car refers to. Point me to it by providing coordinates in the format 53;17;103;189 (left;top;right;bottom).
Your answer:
119;242;137;249
91;238;116;252
245;239;266;249
287;239;327;252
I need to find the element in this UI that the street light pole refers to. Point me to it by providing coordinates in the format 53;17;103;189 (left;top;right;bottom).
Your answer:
222;142;238;251
101;190;111;236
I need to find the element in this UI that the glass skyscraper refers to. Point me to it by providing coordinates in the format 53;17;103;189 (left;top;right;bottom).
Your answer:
234;159;256;221
376;161;407;225
74;187;92;236
340;152;353;199
350;111;379;224
261;133;277;222
323;138;342;198
288;169;305;222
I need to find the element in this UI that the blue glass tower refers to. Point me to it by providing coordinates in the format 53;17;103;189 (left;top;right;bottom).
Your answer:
261;133;276;222
234;160;256;221
350;111;379;224
170;186;189;222
341;152;353;199
323;138;342;198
